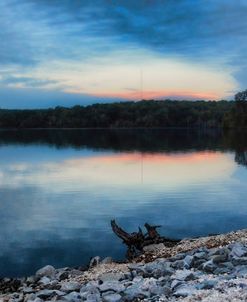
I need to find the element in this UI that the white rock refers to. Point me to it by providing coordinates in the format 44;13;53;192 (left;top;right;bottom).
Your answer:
35;265;56;278
103;293;122;302
60;281;81;292
99;281;125;293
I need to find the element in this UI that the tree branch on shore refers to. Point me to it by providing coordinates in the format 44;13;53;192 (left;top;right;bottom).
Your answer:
111;220;180;259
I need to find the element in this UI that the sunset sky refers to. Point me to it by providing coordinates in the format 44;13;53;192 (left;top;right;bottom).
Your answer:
0;0;247;108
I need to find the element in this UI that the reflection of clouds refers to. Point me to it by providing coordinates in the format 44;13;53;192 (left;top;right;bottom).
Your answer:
0;150;236;192
0;147;245;277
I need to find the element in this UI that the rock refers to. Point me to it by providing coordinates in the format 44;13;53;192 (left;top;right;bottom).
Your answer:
99;281;125;293
132;276;144;283
214;267;232;274
102;293;122;302
89;256;101;268
143;243;165;252
171;269;195;281
230;243;247;258
33;299;44;302
69;269;83;277
173;284;196;297
144;261;174;277
101;291;115;297
24;293;37;302
36;289;65;298
85;292;101;302
23;287;34;294
140;278;168;296
183;255;194;269
99;273;125;283
80;285;101;301
232;256;247;266
213;262;234;274
193;251;208;259
80;283;100;295
202;260;217;273
38;276;51;286
192;259;205;268
56;271;69;281
170;253;186;261
220;261;234;270
171;260;185;270
26;276;37;285
61;291;82;302
60;281;81;292
128;264;146;276
233;265;247;277
210;247;230;257
35;265;56;278
123;282;150;301
123;273;132;281
196;279;218;290
171;280;183;290
101;257;113;265
211;254;228;264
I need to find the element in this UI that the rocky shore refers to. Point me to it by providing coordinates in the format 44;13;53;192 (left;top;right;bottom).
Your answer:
2;229;247;302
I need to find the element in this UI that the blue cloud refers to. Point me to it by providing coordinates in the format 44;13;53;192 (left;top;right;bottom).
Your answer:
0;86;124;109
1;0;246;64
1;76;58;88
0;0;246;107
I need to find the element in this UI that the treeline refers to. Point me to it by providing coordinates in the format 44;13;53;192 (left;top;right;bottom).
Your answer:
0;100;239;128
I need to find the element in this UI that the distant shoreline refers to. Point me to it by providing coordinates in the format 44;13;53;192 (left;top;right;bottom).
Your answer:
0;127;226;130
0;100;238;129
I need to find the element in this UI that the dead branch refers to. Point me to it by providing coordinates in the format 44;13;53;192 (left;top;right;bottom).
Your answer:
111;220;180;259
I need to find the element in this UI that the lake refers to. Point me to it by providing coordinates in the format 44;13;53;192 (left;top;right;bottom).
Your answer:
1;128;247;277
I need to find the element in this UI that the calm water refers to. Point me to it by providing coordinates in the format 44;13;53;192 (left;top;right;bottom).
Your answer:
1;129;247;277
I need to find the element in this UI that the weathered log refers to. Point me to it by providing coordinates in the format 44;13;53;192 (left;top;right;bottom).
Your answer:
144;223;161;239
111;220;144;250
111;220;180;259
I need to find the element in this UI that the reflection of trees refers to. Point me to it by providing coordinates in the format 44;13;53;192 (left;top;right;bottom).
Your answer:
0;128;226;152
1;129;247;168
235;151;247;167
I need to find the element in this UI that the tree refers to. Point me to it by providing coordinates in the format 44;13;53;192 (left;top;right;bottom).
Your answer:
235;89;247;102
232;89;247;128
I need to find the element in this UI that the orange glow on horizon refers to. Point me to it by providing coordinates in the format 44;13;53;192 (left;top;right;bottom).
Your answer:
90;90;219;100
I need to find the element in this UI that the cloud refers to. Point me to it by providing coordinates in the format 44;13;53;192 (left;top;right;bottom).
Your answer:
0;0;246;107
37;50;237;100
1;0;247;65
0;76;59;89
0;86;121;109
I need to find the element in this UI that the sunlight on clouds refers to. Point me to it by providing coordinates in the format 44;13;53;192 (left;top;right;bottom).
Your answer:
30;50;237;100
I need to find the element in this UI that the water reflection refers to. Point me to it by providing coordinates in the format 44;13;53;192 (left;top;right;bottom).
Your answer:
0;129;247;277
0;151;235;191
235;151;247;167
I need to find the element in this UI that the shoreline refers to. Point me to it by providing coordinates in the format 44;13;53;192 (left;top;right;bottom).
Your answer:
2;228;247;301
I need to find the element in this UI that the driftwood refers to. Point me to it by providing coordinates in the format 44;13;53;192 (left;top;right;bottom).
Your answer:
111;220;180;259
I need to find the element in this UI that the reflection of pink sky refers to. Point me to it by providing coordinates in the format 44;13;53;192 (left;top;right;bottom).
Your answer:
91;90;219;100
86;151;222;164
2;151;235;192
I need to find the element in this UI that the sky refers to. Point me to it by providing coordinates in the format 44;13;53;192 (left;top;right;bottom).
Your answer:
0;0;247;108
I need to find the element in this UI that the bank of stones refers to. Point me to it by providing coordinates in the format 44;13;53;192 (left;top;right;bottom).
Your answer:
2;229;247;301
